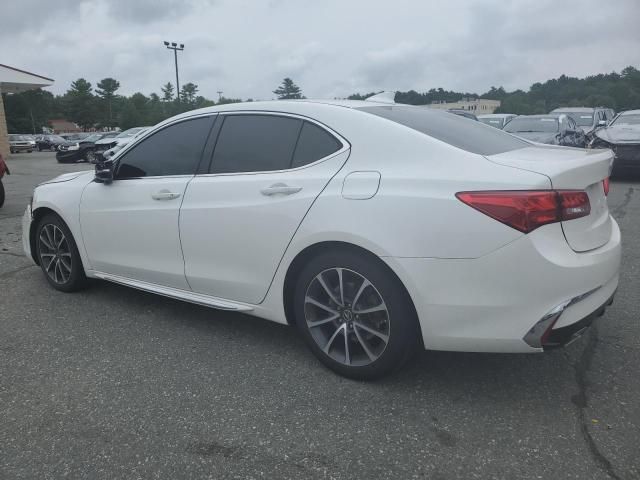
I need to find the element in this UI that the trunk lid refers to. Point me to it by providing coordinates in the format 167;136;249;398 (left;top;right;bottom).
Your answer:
487;145;613;252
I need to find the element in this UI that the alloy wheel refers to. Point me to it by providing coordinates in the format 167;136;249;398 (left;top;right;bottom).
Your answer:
38;224;72;284
85;150;96;163
304;268;390;366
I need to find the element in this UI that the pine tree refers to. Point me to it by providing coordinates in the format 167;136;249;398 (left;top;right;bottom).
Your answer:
273;78;303;99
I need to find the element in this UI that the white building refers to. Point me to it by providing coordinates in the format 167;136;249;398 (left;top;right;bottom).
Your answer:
426;98;501;114
0;64;54;158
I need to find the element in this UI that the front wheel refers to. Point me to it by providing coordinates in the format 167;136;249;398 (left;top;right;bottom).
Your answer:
294;250;420;380
35;214;88;292
83;150;96;163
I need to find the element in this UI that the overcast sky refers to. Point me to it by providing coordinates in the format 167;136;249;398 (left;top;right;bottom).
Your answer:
3;0;640;100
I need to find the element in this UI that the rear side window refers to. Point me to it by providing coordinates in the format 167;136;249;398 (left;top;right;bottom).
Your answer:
359;106;529;155
292;122;342;168
115;116;213;179
211;115;302;173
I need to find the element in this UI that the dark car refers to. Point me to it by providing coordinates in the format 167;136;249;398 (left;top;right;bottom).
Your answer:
447;109;478;121
56;132;119;163
8;134;33;153
504;114;587;148
36;134;67;151
590;109;640;175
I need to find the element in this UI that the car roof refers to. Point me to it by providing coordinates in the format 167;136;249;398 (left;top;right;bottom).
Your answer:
477;114;514;119
552;107;596;112
514;114;564;119
619;109;640;115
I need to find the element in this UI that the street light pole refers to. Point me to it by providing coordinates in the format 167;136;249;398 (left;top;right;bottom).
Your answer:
164;41;185;102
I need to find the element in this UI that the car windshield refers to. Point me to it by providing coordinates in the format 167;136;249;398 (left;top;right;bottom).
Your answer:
9;135;27;140
504;117;559;133
359;105;528;155
117;128;144;138
556;111;593;126
611;113;640;126
50;135;65;141
84;134;103;142
479;118;504;128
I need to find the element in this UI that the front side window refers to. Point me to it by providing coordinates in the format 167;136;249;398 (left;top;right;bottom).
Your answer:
115;116;213;179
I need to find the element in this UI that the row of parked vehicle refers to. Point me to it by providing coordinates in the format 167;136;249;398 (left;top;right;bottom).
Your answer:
467;107;639;174
8;128;150;163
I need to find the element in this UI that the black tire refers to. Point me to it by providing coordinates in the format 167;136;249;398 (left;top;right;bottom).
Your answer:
83;149;96;163
0;180;4;208
35;214;88;292
294;249;420;380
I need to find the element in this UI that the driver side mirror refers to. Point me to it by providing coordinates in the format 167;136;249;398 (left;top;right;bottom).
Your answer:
95;159;115;184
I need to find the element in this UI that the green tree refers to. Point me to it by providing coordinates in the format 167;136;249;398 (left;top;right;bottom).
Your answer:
161;82;175;102
95;77;120;127
63;78;97;129
273;77;303;99
179;83;199;105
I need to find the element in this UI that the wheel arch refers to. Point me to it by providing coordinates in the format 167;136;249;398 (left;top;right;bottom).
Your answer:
29;206;64;265
282;241;420;336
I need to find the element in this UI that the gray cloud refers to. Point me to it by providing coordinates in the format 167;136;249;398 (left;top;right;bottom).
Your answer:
2;0;639;101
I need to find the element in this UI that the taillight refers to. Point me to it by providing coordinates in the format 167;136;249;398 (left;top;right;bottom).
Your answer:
456;190;591;233
602;177;610;196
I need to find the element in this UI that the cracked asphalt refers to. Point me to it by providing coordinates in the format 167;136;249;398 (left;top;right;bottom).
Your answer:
1;152;638;479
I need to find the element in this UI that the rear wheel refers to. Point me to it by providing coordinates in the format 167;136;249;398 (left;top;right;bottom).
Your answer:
35;214;88;292
294;250;420;380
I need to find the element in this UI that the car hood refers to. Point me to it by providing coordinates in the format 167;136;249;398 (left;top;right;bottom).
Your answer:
95;137;120;145
510;131;558;144
594;124;640;144
38;171;93;186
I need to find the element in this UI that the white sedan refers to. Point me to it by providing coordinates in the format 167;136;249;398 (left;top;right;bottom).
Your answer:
23;98;621;379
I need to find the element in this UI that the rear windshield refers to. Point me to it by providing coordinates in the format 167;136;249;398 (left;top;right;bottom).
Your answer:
359;106;528;155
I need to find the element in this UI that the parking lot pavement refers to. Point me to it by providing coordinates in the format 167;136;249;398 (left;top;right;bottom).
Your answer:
0;152;638;479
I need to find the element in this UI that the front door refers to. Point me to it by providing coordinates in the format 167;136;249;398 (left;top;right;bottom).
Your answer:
80;115;215;289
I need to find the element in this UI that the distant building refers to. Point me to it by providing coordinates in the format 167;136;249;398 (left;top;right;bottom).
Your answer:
0;64;54;157
49;119;81;134
426;98;501;114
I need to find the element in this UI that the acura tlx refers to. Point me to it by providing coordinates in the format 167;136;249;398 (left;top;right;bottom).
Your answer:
23;97;621;379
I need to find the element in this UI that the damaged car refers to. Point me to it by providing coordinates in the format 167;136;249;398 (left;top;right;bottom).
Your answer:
590;109;640;175
504;114;587;147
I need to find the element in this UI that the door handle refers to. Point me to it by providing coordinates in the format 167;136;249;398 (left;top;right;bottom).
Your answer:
151;190;181;201
260;183;302;196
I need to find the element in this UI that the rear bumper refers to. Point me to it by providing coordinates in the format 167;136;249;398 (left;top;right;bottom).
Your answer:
385;217;621;353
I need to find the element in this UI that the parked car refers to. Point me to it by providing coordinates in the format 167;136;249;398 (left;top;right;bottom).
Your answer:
24;100;619;379
590;109;640;175
22;135;37;150
550;107;612;137
477;113;516;129
94;127;150;160
36;134;67;151
447;109;478;121
56;132;118;163
9;134;33;153
60;132;92;141
0;153;9;208
504;114;587;147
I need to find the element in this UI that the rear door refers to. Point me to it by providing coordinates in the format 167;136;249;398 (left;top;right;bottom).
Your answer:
180;113;349;304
